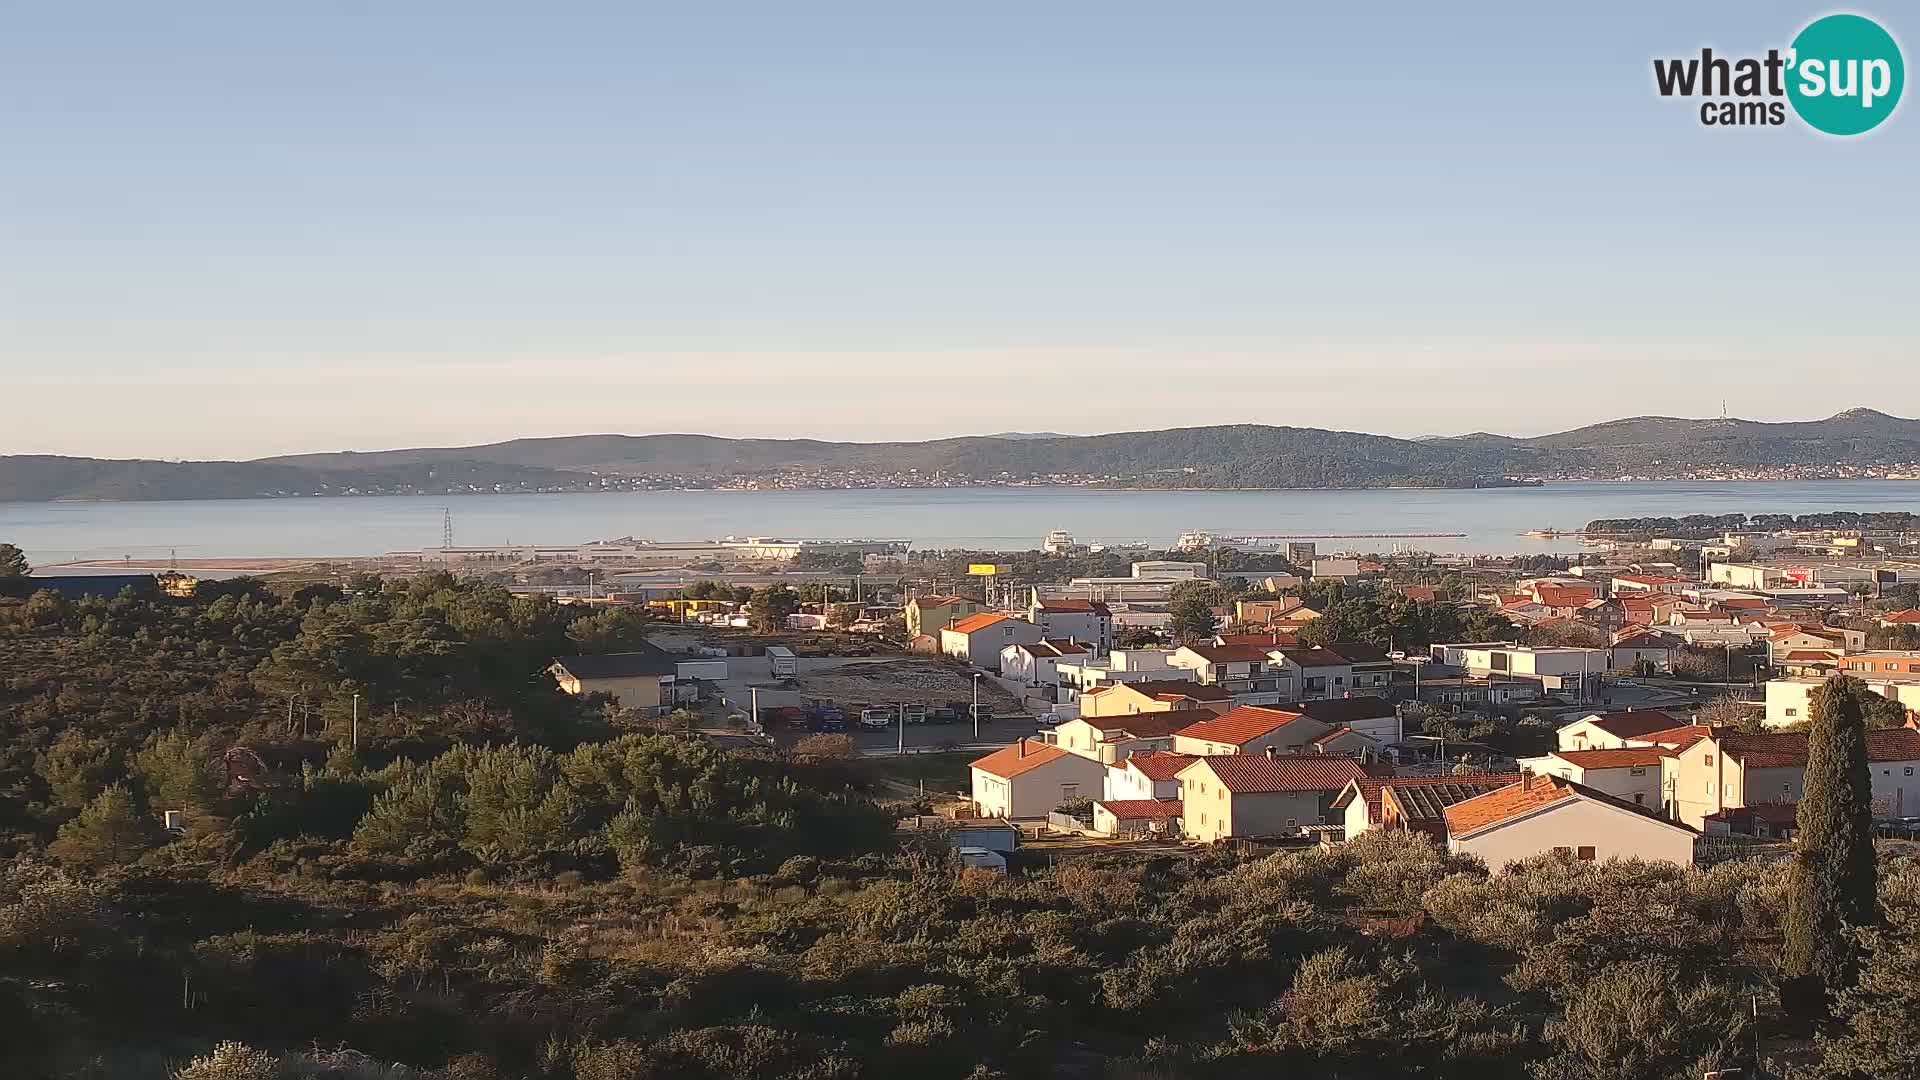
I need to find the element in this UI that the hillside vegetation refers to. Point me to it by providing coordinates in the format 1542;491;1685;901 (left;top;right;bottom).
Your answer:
7;409;1920;500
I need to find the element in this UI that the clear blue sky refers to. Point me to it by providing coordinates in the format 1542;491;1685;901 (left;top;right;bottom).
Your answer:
3;1;1914;458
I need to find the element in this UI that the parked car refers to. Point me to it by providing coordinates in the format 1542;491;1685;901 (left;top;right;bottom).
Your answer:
927;705;959;724
900;704;928;725
859;708;893;730
967;703;994;724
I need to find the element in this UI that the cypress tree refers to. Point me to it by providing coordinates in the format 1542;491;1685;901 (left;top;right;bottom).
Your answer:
1782;675;1880;1011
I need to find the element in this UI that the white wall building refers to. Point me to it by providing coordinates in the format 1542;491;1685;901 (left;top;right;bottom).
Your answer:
1444;775;1696;873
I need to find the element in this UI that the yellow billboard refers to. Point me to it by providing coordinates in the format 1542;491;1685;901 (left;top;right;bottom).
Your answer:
968;563;1008;576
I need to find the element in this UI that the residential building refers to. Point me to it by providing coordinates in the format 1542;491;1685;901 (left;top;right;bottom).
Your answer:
1765;676;1920;728
1329;641;1394;695
1131;560;1210;580
1102;749;1196;802
906;594;983;639
1767;625;1862;661
1178;754;1378;842
549;646;682;714
1000;639;1089;686
1662;727;1920;828
1333;773;1524;840
1610;629;1678;673
1092;799;1184;839
1052;710;1217;764
941;613;1043;670
1276;696;1404;743
1518;748;1669;809
1556;710;1683;751
1029;598;1114;654
1077;680;1232;718
1271;646;1356;699
1878;609;1920;629
1310;725;1385;759
1168;644;1296;704
1171;705;1332;756
1053;649;1186;692
1839;651;1920;678
969;740;1109;819
1611;574;1691;595
1444;774;1697;872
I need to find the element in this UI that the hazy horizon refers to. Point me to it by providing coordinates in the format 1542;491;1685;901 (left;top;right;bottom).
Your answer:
6;2;1915;458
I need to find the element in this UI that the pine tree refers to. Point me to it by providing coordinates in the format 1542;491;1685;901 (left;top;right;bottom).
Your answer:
1783;675;1881;1013
49;784;158;869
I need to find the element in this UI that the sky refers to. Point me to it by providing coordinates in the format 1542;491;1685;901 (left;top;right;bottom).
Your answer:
2;1;1916;459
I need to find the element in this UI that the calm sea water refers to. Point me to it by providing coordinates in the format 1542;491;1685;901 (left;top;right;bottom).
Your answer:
5;481;1919;565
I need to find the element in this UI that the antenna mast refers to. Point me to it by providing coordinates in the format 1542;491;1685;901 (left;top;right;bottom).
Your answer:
442;508;454;550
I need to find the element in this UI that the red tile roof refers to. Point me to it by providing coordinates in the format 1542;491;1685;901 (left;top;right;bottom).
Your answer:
1038;599;1112;615
1882;609;1920;624
1096;799;1183;821
947;612;1018;635
1124;750;1199;780
1187;754;1378;794
1173;705;1314;746
1550;747;1672;769
1329;641;1392;664
1611;632;1674;650
1631;724;1717;750
1782;649;1842;662
1443;774;1595;836
1274;697;1398;725
1720;728;1920;769
1399;586;1438;603
970;740;1076;779
1576;711;1680;739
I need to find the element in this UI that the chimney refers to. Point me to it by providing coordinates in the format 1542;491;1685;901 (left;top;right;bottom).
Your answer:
1019;737;1029;757
1264;745;1277;760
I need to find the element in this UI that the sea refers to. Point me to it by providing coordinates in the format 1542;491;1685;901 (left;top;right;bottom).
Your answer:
4;481;1919;567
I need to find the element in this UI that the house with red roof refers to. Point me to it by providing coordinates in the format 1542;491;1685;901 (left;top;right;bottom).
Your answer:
1171;705;1334;756
1443;774;1696;872
1554;710;1682;752
1664;726;1920;829
1028;598;1114;654
1102;749;1197;802
969;739;1108;819
1517;747;1671;809
1091;798;1184;839
1879;609;1920;629
940;612;1043;670
1076;679;1231;718
1609;627;1678;673
1331;773;1522;840
1177;753;1379;842
1051;710;1217;764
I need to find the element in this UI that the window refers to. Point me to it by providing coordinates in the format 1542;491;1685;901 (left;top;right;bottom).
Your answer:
1785;708;1798;717
1217;789;1224;802
1907;767;1915;777
1630;766;1646;776
1634;793;1646;805
1577;846;1597;861
1285;818;1297;828
1704;754;1714;765
1060;784;1078;801
1705;782;1714;795
1784;783;1792;794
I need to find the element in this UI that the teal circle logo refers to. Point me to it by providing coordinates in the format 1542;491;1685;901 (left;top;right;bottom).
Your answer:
1786;14;1904;135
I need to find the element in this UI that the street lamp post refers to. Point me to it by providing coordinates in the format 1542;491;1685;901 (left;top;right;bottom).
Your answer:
351;693;360;751
972;673;983;741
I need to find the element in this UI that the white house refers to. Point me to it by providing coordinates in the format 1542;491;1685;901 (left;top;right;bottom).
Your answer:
1000;639;1089;686
1765;676;1920;728
1168;644;1295;704
1029;599;1114;655
969;740;1109;819
1517;748;1669;810
1178;754;1375;842
1555;710;1684;751
1051;709;1214;764
941;613;1044;670
1269;647;1357;700
1661;727;1920;828
1444;774;1697;873
1102;750;1195;802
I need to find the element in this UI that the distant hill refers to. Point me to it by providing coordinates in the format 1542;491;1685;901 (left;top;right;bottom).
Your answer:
5;410;1919;502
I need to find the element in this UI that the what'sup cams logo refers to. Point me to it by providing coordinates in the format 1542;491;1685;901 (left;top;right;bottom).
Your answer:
1654;12;1904;134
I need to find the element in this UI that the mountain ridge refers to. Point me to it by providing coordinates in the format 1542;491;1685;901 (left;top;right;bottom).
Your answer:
5;410;1918;502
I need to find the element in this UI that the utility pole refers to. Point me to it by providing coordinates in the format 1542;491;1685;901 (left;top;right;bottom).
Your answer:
352;693;360;751
972;673;983;741
750;686;760;735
